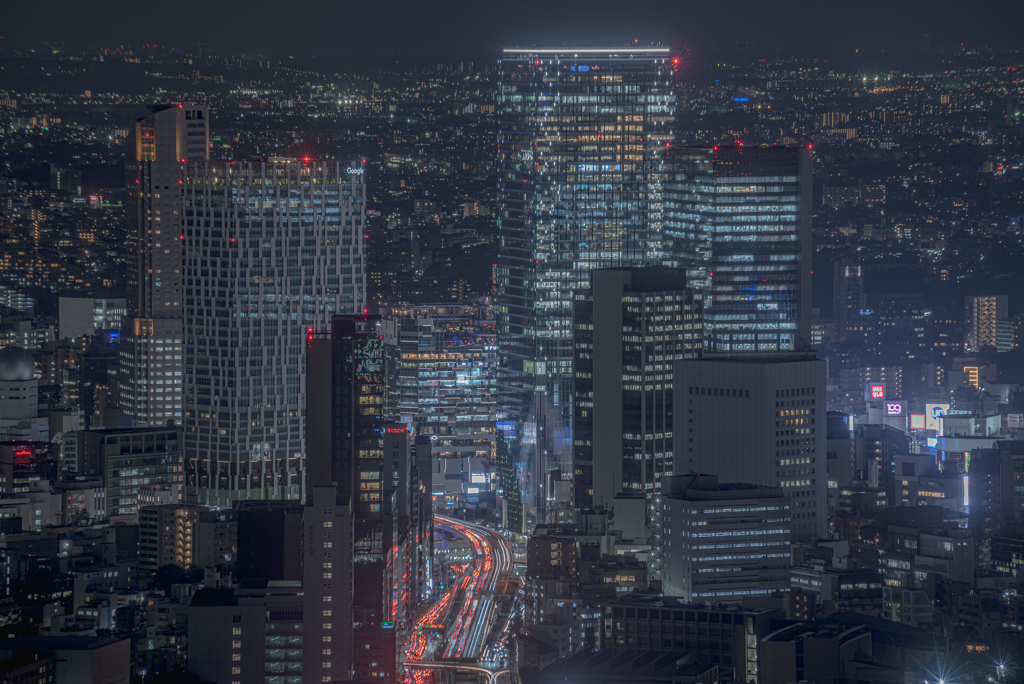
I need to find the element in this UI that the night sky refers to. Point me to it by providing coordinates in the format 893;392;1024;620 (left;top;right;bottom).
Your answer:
4;0;1024;57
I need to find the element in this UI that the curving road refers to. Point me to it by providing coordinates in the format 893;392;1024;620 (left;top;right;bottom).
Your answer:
403;516;514;684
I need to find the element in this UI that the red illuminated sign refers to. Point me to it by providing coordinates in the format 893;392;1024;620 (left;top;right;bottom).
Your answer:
14;449;32;457
385;427;407;434
870;385;885;400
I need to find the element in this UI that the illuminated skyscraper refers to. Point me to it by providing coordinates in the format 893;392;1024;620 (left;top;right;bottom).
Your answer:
119;105;208;425
964;294;1008;351
664;145;812;353
497;47;675;518
182;159;366;505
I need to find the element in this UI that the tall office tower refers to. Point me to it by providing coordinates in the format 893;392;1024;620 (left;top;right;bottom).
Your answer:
380;302;498;454
182;159;366;505
572;267;702;515
119;105;208;425
659;473;791;603
964;295;1008;351
306;316;407;684
674;355;827;541
497;47;675;518
664;145;812;353
833;259;866;343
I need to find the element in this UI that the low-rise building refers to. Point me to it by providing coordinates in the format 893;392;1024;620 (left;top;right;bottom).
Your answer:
660;474;792;604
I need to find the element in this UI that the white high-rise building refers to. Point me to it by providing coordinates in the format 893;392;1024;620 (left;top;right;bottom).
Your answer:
182;159;366;505
674;354;827;541
119;104;209;425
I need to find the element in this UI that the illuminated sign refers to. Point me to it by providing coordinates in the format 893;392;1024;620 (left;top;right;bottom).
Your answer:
346;167;364;175
910;414;926;430
466;487;479;494
14;449;32;457
925;403;949;432
470;474;486;484
926;437;938;448
864;383;886;401
885;402;904;416
385;427;407;434
381;621;394;629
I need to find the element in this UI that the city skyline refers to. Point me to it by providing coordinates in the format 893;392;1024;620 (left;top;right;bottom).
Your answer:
1;25;1024;684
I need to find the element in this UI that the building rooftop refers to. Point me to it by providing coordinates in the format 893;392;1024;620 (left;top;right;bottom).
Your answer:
503;47;670;54
0;636;125;651
541;649;715;681
604;594;774;614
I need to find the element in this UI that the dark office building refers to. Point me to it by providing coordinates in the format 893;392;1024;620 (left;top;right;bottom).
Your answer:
76;426;183;518
304;315;407;684
833;260;866;344
601;595;778;683
236;500;304;583
573;266;702;513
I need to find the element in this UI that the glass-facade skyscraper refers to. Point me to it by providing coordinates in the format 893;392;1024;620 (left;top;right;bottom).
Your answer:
664;145;812;353
182;159;366;505
497;47;675;518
